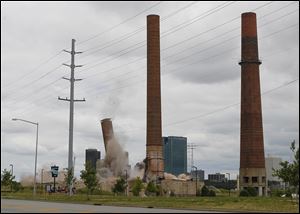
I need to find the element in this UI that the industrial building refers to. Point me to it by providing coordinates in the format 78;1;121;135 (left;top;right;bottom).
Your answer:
191;169;205;181
163;136;187;176
239;12;267;196
208;173;226;182
85;149;100;170
265;156;282;182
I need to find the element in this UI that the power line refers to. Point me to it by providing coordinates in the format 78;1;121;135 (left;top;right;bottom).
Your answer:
3;50;63;89
8;19;298;114
78;1;200;57
164;78;299;128
77;1;163;46
77;1;237;65
5;4;298;113
4;64;63;98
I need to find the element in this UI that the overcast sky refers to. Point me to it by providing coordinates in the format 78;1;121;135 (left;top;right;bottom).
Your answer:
1;1;299;182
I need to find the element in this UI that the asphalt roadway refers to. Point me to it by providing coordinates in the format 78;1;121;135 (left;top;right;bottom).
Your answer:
1;199;226;213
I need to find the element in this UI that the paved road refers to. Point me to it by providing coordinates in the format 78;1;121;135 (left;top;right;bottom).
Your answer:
1;199;224;213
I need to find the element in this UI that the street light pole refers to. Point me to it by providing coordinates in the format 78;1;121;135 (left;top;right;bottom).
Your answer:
226;173;230;196
12;118;39;196
10;164;13;192
192;166;197;196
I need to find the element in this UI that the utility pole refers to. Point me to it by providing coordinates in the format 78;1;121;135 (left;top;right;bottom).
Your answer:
187;143;198;172
58;39;85;196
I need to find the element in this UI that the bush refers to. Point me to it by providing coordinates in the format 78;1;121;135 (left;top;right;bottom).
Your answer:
112;177;126;195
239;189;249;197
271;189;285;197
247;187;258;196
209;190;216;196
201;185;210;196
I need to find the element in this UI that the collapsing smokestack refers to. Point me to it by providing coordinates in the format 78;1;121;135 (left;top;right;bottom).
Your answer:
145;14;164;181
239;12;266;196
99;118;129;177
101;118;114;153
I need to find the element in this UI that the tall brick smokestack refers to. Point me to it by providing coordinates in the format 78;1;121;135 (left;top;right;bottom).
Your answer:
239;12;266;196
101;118;114;153
146;14;164;180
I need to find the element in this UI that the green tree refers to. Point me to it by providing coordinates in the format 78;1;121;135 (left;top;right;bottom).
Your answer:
12;181;24;192
145;181;157;196
273;140;299;193
132;177;144;196
1;169;15;190
64;167;75;193
112;177;127;195
80;161;98;199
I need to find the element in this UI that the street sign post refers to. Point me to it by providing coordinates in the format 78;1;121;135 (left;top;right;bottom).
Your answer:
51;165;59;192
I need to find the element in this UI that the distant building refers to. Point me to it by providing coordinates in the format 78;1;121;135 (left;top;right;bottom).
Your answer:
208;173;226;182
265;156;282;182
163;136;187;176
85;149;101;170
191;169;205;181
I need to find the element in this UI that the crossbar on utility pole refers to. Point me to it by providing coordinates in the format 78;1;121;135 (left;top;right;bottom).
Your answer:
58;39;85;196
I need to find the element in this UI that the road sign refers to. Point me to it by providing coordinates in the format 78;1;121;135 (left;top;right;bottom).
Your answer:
51;165;59;177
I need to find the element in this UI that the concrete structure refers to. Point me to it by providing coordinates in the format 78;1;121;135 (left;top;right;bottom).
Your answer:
163;136;187;176
239;12;267;196
85;149;100;170
265;156;282;182
161;180;204;196
191;169;205;181
100;118;114;153
208;173;226;182
146;14;164;181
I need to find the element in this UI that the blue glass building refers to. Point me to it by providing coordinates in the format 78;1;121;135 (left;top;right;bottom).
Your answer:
163;136;187;176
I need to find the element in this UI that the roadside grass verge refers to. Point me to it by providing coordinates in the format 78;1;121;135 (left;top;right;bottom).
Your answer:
1;192;298;212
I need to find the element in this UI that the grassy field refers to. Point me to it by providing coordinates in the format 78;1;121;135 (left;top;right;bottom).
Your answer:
1;191;298;213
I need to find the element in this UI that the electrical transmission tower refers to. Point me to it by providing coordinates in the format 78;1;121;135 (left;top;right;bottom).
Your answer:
187;143;198;172
58;39;85;196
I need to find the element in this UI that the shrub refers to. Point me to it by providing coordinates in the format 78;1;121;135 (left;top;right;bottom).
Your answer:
209;190;216;196
239;189;249;197
112;177;126;195
271;189;285;197
201;185;210;196
247;187;258;196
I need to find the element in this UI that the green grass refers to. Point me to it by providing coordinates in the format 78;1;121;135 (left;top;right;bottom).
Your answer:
1;191;298;213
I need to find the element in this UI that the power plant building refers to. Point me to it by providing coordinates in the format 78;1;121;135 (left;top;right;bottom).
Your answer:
85;149;101;170
239;12;267;196
163;136;187;176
